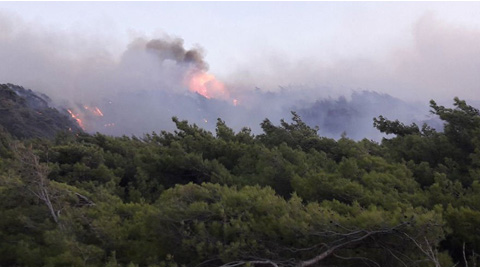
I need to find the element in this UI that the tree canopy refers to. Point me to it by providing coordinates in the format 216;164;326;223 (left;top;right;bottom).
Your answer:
1;98;480;266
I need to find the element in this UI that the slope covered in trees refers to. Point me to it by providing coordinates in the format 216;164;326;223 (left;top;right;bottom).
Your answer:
1;94;480;266
0;84;82;139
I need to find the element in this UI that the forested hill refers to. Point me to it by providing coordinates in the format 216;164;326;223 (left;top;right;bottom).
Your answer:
1;85;480;266
0;83;82;139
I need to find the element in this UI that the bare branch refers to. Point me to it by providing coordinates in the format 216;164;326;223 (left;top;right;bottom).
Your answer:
332;252;380;267
299;223;408;267
11;142;61;226
75;192;95;207
463;242;468;267
402;232;440;267
222;259;279;267
376;240;409;267
299;230;376;266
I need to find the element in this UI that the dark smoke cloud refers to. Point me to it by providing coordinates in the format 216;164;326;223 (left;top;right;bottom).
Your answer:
146;37;208;71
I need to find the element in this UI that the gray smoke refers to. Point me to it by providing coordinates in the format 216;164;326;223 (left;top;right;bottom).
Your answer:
224;13;480;105
0;12;475;140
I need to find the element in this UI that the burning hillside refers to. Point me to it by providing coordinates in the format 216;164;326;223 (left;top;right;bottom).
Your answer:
186;70;228;100
66;104;108;131
0;84;82;139
0;33;445;140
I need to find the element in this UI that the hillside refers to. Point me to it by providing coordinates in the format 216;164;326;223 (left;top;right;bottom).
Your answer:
0;84;82;139
0;93;480;266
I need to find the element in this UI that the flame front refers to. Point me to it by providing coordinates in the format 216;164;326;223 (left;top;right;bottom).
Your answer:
67;105;105;131
67;109;85;130
84;105;104;117
187;71;228;99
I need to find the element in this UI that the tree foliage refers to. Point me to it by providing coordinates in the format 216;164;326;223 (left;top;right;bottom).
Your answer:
1;98;480;266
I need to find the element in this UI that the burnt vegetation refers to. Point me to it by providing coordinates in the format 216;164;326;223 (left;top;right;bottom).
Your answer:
1;84;480;266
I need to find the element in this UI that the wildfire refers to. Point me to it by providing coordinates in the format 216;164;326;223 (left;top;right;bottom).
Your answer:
67;109;85;130
83;105;104;117
187;70;228;99
67;104;105;131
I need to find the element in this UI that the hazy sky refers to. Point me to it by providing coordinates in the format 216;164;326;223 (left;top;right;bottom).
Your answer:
2;2;480;102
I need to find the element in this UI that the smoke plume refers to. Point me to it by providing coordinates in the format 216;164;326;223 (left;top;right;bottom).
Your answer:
146;37;208;71
0;11;477;140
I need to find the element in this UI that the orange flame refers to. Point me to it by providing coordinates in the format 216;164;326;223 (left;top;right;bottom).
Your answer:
67;109;85;130
94;107;104;117
83;105;104;117
187;71;228;99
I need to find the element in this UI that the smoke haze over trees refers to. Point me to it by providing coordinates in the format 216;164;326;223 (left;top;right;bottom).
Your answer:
3;3;480;266
0;11;479;139
0;90;480;266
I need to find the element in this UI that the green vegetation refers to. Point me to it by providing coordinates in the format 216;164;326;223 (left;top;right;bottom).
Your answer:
0;84;82;139
1;97;480;266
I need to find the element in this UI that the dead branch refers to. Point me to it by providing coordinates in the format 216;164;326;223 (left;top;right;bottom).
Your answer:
222;259;279;267
299;223;408;267
332;252;380;267
11;142;61;225
402;232;440;267
75;192;95;207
